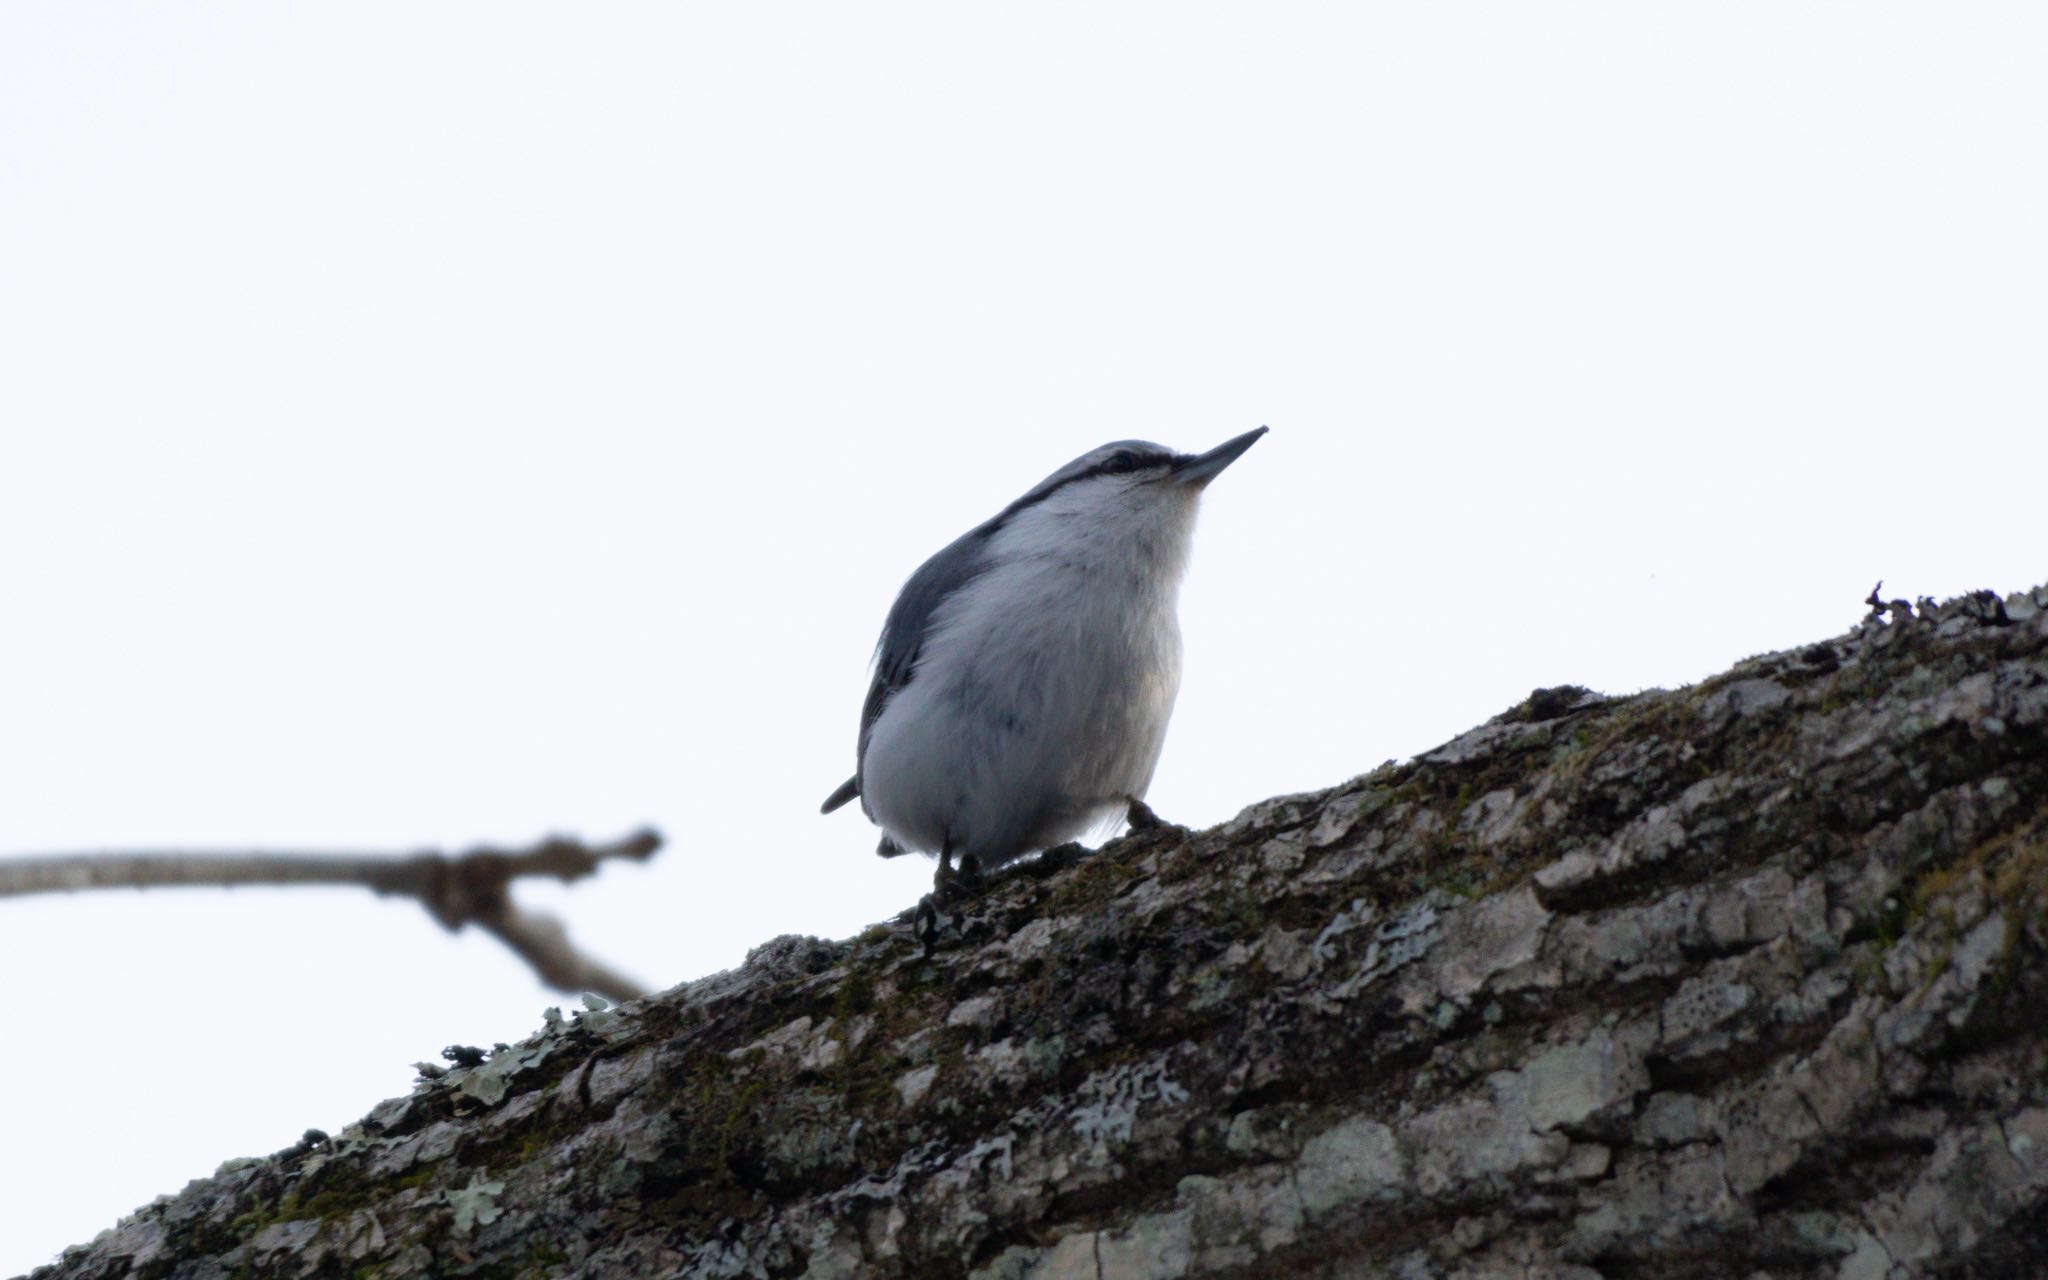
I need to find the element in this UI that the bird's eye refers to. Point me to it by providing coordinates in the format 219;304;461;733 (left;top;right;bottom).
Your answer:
1101;452;1139;475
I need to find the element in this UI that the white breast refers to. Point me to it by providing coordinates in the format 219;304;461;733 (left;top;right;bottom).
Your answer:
859;475;1200;866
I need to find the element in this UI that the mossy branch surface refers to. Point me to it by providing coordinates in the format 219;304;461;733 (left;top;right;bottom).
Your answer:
29;585;2048;1280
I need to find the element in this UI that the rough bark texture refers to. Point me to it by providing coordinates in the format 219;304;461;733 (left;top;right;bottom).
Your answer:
33;586;2048;1280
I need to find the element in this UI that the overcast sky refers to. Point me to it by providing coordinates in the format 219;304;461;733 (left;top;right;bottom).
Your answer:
3;3;2045;1270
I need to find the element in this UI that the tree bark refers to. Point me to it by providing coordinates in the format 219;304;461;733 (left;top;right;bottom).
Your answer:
34;586;2048;1280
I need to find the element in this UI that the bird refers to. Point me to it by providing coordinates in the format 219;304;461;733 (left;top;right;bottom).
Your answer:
822;426;1267;901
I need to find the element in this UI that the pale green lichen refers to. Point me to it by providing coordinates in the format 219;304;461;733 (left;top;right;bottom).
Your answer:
439;998;621;1105
447;1174;505;1236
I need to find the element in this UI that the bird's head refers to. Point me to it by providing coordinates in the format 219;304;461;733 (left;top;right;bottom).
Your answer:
1004;427;1269;522
979;427;1267;579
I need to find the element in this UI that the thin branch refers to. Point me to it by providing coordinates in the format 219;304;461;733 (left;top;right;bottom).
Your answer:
0;829;662;1002
472;905;650;1005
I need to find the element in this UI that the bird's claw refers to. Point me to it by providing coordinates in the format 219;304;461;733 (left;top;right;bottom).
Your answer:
913;895;944;957
917;850;984;956
933;853;983;899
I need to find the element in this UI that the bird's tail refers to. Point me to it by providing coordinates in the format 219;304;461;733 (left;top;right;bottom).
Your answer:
821;776;860;814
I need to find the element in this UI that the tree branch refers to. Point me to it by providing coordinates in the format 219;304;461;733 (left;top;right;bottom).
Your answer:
0;829;662;1002
30;585;2048;1280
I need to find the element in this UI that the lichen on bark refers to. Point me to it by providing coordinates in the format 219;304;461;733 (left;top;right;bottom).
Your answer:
32;585;2048;1280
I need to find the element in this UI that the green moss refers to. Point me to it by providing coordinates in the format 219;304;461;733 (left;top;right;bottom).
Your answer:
1205;877;1266;935
521;1237;569;1273
1848;944;1889;995
1989;833;2048;909
1423;856;1494;902
831;967;876;1022
712;1079;771;1176
1544;689;1695;792
1042;847;1148;917
1873;892;1914;952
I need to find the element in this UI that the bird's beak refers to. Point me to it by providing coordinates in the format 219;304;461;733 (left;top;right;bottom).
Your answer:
1173;426;1268;487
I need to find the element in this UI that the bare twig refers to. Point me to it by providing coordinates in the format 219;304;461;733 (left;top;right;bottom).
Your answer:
0;829;662;1002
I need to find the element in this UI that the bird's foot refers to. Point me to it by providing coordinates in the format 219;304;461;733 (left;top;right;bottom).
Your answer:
932;851;983;901
955;852;984;893
913;894;946;958
915;850;985;957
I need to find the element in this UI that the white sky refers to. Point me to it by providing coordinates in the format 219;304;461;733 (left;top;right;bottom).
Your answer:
2;2;2044;1270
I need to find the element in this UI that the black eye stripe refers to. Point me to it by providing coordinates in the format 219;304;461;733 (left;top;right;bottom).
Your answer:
1096;447;1174;477
994;442;1176;523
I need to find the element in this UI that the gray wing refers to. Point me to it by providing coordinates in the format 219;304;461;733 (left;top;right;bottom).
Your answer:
820;520;999;813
